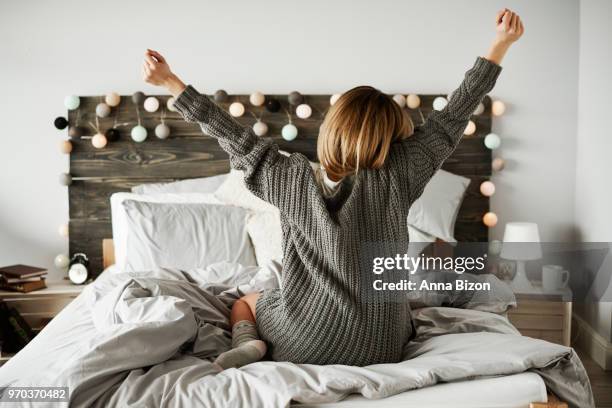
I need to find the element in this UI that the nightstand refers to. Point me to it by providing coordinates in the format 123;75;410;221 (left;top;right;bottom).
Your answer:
0;281;85;332
507;283;572;346
0;281;85;366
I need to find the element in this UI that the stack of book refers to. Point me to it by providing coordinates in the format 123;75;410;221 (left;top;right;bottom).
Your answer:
0;265;47;293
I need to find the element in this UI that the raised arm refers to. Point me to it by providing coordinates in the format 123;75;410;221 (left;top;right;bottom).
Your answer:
141;50;312;209
391;9;524;203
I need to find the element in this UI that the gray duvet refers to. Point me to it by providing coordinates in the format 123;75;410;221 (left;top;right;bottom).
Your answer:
0;264;594;408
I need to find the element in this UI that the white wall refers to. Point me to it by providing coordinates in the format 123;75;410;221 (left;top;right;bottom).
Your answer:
574;0;612;342
0;0;580;280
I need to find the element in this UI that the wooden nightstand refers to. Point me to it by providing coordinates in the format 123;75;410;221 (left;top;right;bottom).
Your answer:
507;283;572;346
0;281;86;366
0;281;85;332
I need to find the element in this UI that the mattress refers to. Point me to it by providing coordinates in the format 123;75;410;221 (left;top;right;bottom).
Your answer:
294;372;547;408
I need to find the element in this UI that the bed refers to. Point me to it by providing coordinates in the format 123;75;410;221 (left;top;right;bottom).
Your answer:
0;253;590;407
0;93;594;407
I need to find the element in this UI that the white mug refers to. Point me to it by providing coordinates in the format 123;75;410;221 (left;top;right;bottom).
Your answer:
542;265;569;292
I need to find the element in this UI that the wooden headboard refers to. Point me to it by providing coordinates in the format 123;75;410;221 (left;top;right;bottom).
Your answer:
68;94;492;275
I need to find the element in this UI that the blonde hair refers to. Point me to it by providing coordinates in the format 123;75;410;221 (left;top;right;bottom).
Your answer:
317;86;413;181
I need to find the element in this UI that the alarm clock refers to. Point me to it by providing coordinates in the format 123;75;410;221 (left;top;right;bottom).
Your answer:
68;253;89;285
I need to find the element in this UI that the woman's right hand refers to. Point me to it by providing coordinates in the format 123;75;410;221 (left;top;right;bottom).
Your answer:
142;49;186;97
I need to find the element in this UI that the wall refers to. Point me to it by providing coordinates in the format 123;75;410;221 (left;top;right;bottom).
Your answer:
574;0;612;348
0;0;580;280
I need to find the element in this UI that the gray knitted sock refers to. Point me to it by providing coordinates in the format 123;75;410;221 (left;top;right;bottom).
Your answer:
214;321;267;370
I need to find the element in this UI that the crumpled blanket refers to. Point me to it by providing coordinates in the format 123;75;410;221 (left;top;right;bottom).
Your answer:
0;264;594;408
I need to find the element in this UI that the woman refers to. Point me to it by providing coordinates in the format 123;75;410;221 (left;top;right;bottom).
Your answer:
142;9;524;370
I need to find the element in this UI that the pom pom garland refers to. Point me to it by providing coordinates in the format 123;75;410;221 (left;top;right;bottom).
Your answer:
406;94;421;109
266;98;281;113
229;102;245;117
144;97;160;112
59;140;72;154
483;212;498;227
54;117;69;130
288;91;303;105
479;181;496;197
433;97;448;111
91;133;107;149
484;133;501;150
96;103;111;118
492;100;506;116
214;90;228;103
105;128;120;142
282;124;298;141
105;92;121;107
392;94;406;107
488;240;502;255
253;121;268;136
58;224;69;238
167;97;177;112
54;254;70;269
132;91;145;104
64;95;80;110
249;92;265;106
131;125;147;142
68;126;84;139
59;173;72;186
464;120;476;136
296;104;312;119
155;123;171;139
492;157;505;171
330;94;342;106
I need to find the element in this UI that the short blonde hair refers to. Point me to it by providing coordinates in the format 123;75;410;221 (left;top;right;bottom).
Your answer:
317;86;413;181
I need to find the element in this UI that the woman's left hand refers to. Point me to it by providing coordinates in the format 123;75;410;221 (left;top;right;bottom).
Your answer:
142;49;186;97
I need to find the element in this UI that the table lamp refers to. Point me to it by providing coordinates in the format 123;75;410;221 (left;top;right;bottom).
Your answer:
500;222;542;293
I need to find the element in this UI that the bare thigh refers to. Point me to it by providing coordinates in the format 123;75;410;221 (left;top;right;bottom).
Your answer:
230;292;261;325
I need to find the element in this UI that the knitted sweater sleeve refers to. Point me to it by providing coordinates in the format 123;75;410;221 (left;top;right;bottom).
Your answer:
389;57;502;204
173;86;314;213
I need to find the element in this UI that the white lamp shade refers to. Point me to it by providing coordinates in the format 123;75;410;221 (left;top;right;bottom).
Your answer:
500;222;543;261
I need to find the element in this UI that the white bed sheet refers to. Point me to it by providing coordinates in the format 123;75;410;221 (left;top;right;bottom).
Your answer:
293;372;547;408
0;267;548;408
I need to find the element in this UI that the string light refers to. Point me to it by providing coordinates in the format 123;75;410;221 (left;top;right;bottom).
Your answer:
250;92;265;106
492;100;506;116
484;133;501;150
433;97;448;111
144;97;160;112
483;212;498;227
480;181;496;197
392;94;406;107
296;103;312;119
406;94;421;109
492;157;505;171
105;92;121;107
229;102;245;117
64;95;80;110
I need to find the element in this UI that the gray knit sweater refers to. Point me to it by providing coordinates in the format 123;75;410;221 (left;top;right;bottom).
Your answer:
174;57;502;366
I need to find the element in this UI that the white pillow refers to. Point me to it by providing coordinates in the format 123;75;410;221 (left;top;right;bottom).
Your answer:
131;174;229;195
110;192;222;269
214;170;284;265
214;169;277;213
407;170;470;243
246;211;283;265
123;201;257;272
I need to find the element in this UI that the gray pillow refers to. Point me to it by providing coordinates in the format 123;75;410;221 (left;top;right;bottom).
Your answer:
123;200;257;272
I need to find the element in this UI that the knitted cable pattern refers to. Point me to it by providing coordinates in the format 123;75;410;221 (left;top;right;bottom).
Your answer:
173;57;501;366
